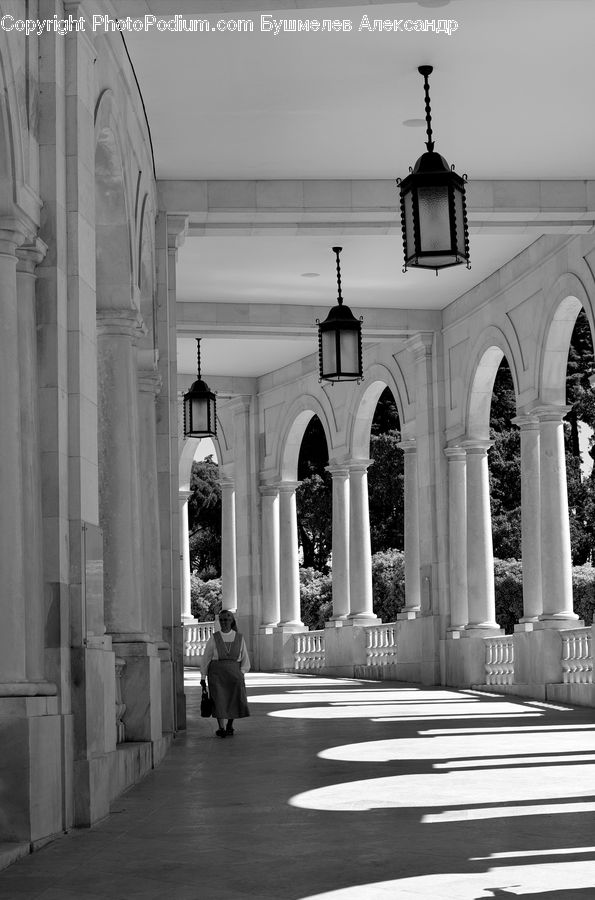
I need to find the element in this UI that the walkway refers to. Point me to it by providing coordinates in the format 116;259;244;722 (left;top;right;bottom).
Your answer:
1;673;595;899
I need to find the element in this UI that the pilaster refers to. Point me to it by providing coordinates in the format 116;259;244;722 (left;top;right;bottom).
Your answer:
220;475;238;613
463;440;500;632
512;415;542;628
178;489;194;623
278;482;304;629
259;484;280;628
326;464;350;622
397;440;421;618
444;445;468;631
347;460;379;625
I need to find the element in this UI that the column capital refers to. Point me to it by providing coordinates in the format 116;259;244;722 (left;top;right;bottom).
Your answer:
259;482;280;497
511;414;540;431
406;331;434;361
461;439;494;455
397;439;416;454
531;404;572;423
277;481;300;493
326;462;350;478
444;445;467;462
345;458;374;474
96;307;143;339
0;218;30;256
167;215;189;251
178;489;193;503
16;237;48;273
219;476;235;489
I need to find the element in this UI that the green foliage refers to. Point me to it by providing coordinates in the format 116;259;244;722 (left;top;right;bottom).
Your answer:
371;549;406;622
190;574;222;621
489;362;522;559
296;472;333;571
493;559;524;634
188;456;221;576
299;567;333;630
368;431;404;553
572;565;595;626
493;558;595;632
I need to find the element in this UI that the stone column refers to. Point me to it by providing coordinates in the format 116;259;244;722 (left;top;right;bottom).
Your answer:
512;416;542;625
260;485;280;627
445;446;468;630
138;364;164;640
97;309;145;638
220;477;238;613
0;223;28;686
536;406;579;625
348;461;379;624
97;309;161;743
327;464;350;621
178;490;194;623
465;442;499;631
278;482;304;628
398;440;421;617
16;239;48;683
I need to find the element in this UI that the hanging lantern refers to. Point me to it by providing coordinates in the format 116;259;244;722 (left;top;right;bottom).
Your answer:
317;246;363;382
183;338;217;437
397;65;470;274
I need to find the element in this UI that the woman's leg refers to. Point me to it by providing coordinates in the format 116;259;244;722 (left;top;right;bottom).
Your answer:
226;719;234;735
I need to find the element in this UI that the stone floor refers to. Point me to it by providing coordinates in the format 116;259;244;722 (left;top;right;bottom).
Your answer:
2;672;595;899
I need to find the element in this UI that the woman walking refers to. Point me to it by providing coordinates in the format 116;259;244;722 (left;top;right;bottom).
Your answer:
201;610;250;738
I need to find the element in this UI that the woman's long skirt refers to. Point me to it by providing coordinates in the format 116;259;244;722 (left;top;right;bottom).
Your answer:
208;659;250;719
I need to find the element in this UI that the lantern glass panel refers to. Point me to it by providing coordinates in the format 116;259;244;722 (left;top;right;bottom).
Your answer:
322;330;337;376
191;396;210;433
417;185;451;253
453;184;466;257
404;188;415;258
339;329;359;374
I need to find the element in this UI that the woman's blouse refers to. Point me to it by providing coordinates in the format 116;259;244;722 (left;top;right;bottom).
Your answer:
201;630;251;679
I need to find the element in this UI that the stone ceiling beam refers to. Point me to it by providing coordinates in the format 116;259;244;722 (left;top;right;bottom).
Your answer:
158;180;595;235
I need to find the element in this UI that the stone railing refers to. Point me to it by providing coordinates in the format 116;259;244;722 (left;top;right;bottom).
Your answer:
294;631;326;671
561;627;593;684
184;621;216;666
364;623;398;666
485;635;515;685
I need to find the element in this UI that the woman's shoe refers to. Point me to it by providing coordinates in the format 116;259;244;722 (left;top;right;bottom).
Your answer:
215;728;227;738
225;723;234;736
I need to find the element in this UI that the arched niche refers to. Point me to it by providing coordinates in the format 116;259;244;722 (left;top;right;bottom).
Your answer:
466;329;519;441
540;275;595;406
94;91;134;311
350;366;405;460
278;395;334;482
137;192;156;349
0;35;25;216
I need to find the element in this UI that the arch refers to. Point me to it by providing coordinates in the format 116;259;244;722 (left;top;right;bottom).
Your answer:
137;192;156;348
465;327;520;441
349;363;406;460
0;31;26;215
179;433;224;492
277;394;334;482
539;273;595;406
94;90;135;311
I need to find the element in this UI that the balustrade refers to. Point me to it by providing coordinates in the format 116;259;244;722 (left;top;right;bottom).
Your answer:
364;624;398;667
485;635;515;685
184;621;216;663
561;628;593;684
294;631;326;671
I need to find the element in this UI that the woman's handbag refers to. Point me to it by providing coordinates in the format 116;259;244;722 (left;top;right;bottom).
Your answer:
201;685;214;718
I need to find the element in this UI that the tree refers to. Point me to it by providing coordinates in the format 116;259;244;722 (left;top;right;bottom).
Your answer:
296;416;332;570
368;430;404;553
188;456;221;577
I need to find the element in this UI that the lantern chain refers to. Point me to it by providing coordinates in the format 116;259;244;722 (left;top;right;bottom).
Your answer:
332;246;343;306
196;337;202;379
419;65;435;153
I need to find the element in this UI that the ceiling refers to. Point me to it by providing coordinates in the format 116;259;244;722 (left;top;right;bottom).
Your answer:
119;0;595;378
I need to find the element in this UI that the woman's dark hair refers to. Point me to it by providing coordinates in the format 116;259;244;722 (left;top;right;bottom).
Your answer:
219;610;238;632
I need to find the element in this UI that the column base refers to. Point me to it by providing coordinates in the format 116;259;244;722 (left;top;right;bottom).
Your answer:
535;615;584;630
347;613;381;626
276;621;306;632
514;620;537;633
326;616;349;628
465;623;503;636
397;609;420;621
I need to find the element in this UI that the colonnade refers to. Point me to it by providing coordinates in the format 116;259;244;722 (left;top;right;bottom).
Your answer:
180;441;424;629
446;405;578;634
